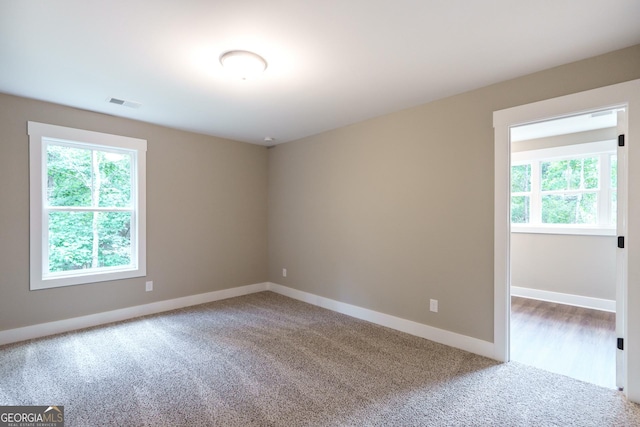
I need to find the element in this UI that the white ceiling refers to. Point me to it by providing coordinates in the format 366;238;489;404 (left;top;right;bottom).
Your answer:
1;1;639;145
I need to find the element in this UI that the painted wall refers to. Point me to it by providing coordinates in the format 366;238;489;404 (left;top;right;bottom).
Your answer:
0;94;269;331
268;44;640;343
2;45;638;340
511;234;616;300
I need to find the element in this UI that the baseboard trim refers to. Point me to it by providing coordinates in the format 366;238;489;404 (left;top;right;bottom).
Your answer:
0;282;269;346
511;286;616;312
266;283;495;359
1;281;495;360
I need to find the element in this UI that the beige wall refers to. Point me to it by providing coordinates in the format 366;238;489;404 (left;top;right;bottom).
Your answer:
511;234;616;300
268;44;640;342
0;94;269;331
2;44;639;340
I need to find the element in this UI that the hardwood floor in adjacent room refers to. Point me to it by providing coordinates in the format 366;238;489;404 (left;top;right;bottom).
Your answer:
510;296;616;389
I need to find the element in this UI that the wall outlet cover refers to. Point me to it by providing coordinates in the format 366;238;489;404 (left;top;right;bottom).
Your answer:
430;299;438;313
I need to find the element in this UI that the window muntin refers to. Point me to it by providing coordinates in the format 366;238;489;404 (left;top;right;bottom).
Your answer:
29;122;146;290
511;140;616;235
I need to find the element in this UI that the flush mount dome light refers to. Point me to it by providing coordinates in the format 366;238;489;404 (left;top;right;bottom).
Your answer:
219;50;267;80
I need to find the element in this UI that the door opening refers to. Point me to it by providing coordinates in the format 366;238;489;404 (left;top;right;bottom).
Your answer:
508;109;622;389
493;79;640;401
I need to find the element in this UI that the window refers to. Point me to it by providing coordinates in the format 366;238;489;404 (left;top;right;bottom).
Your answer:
29;122;146;290
511;140;616;235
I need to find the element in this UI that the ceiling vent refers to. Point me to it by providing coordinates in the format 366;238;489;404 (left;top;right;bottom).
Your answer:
107;97;142;109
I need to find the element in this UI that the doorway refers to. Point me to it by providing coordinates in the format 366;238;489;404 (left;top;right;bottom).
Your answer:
493;79;640;401
507;109;621;388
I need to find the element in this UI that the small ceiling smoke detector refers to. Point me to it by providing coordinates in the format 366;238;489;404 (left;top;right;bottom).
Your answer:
220;50;267;80
107;97;142;109
264;136;275;143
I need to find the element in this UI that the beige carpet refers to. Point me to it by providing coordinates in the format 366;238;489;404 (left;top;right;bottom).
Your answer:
1;291;639;426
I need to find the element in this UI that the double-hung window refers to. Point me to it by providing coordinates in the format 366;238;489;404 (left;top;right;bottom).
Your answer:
28;122;147;290
511;140;616;235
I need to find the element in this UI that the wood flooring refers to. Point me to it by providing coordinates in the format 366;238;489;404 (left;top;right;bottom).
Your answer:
510;296;616;389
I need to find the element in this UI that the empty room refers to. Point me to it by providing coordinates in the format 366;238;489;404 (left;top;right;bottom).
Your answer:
1;1;640;425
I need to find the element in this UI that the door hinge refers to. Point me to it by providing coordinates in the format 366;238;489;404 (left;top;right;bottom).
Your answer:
618;134;625;147
618;236;625;249
618;338;624;350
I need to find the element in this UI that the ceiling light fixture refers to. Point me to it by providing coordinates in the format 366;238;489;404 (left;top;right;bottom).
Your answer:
219;50;267;80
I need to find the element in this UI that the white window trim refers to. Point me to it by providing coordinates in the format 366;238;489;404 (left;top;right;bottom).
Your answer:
511;140;616;236
28;122;147;290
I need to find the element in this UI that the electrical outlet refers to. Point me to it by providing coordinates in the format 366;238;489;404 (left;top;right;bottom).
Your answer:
146;281;153;292
430;299;438;313
282;268;287;277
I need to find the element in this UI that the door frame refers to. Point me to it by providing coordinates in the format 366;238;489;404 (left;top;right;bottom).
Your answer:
493;79;640;402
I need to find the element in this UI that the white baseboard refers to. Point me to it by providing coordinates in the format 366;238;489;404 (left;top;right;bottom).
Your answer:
266;283;495;359
0;282;269;346
1;281;495;361
511;286;616;312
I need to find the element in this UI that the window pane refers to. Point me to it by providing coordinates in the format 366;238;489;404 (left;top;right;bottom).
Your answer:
98;212;132;267
48;211;94;272
511;164;531;193
511;195;530;223
579;193;598;224
541;193;597;224
582;157;599;190
567;159;583;189
48;211;132;274
541;160;569;191
98;151;132;208
47;145;92;207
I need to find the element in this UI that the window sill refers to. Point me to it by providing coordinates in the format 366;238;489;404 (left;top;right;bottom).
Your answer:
32;267;146;290
511;225;616;236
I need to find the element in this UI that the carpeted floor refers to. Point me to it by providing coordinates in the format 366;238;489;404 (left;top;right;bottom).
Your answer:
1;291;639;426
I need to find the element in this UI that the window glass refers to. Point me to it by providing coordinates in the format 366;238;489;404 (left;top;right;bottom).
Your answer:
511;164;531;193
45;144;134;275
98;151;132;208
48;211;94;272
541;193;597;224
511;195;530;224
47;145;92;207
97;211;132;268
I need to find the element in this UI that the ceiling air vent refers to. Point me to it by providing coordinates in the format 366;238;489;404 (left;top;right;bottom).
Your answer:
107;97;142;109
